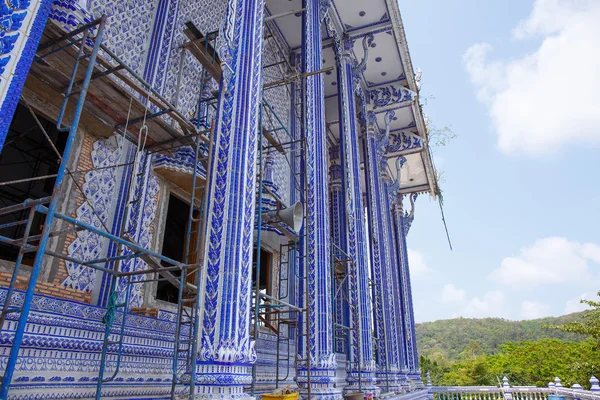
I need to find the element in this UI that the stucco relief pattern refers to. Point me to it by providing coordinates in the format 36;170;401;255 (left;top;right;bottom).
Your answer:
62;137;123;292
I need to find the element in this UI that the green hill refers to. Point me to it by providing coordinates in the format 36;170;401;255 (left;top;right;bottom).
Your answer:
416;312;586;361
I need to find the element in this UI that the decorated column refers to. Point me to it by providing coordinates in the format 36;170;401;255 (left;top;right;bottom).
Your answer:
296;1;341;399
363;113;403;393
329;145;348;354
0;0;54;151
392;191;422;387
384;177;410;390
195;0;264;398
335;39;377;395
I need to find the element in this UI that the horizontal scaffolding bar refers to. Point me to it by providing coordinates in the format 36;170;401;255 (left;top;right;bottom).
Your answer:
114;108;172;129
146;128;211;151
264;8;306;22
97;43;200;137
263;67;334;90
35;206;183;268
0;197;51;217
0;174;59;187
83;252;146;267
36;17;101;54
0;220;28;230
45;250;117;276
0;235;36;251
257;292;304;312
334;323;353;330
118;264;196;277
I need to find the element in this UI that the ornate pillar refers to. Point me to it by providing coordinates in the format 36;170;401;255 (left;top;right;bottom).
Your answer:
329;146;348;355
336;40;377;395
383;178;410;390
392;191;422;388
0;0;54;151
296;1;340;399
363;113;403;393
195;0;264;398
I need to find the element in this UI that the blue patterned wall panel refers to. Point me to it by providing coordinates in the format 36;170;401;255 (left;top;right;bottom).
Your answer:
61;136;160;310
62;136;125;293
88;0;157;76
0;0;54;152
295;1;341;399
191;0;265;397
0;288;295;398
393;195;421;385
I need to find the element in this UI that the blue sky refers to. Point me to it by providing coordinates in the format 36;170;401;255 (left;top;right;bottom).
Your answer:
398;0;600;322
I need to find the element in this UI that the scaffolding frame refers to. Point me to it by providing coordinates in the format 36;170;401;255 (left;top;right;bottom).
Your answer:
249;15;313;395
0;6;336;400
0;15;208;400
330;241;364;393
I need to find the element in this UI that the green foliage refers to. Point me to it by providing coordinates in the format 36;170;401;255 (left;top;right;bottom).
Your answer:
420;353;452;385
427;124;457;148
547;292;600;342
421;339;600;389
418;313;600;388
417;313;586;361
488;339;599;388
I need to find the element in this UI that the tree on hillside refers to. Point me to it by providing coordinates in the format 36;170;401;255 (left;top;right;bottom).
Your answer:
420;354;451;385
490;339;600;388
461;340;485;359
548;291;600;344
417;313;586;361
433;339;600;388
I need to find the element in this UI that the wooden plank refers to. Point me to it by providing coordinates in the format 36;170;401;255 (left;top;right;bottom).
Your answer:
154;167;206;195
30;20;199;144
96;58;195;135
258;314;279;334
263;127;285;153
21;75;114;138
183;29;222;81
138;253;198;292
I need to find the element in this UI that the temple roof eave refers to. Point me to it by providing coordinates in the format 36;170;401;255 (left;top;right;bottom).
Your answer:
383;0;438;198
385;0;419;93
264;0;439;198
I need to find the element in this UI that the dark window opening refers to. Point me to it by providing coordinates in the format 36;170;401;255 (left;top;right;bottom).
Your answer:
0;104;67;262
251;248;273;329
252;248;270;293
156;194;190;303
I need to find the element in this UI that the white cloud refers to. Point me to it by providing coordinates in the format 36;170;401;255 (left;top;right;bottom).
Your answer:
490;237;600;289
462;290;506;318
441;284;466;304
564;293;594;314
520;300;551;319
441;284;506;318
463;0;600;156
407;248;432;278
582;243;600;263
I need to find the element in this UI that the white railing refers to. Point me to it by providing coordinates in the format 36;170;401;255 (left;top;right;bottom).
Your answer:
432;386;504;400
396;389;430;400
511;387;550;400
426;376;600;400
554;386;600;400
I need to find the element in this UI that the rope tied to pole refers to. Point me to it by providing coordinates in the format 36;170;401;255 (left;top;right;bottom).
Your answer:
102;290;119;330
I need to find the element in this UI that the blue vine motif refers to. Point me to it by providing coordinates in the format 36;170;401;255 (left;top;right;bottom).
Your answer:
385;131;422;153
369;85;415;108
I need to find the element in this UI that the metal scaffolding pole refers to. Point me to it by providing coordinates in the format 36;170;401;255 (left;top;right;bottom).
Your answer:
0;15;108;400
0;13;213;399
0;5;333;399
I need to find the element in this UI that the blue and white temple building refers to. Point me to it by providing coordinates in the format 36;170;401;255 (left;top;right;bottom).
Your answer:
0;0;440;399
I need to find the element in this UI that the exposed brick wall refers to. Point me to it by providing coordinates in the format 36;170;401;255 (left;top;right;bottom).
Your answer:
0;272;92;303
130;307;159;318
54;133;96;286
49;132;162;306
